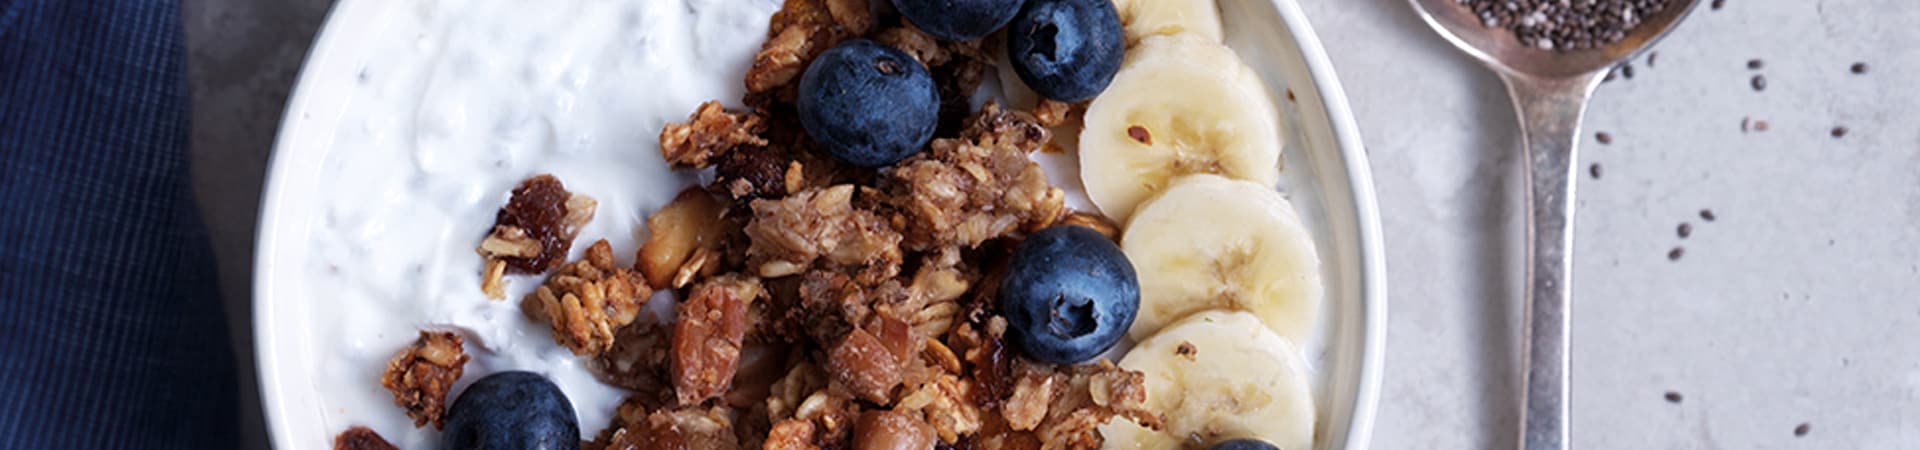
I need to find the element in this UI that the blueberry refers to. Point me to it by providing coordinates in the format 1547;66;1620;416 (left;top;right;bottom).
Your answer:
1209;439;1281;450
892;0;1027;41
797;39;940;168
1006;0;1124;102
999;225;1139;364
442;371;580;450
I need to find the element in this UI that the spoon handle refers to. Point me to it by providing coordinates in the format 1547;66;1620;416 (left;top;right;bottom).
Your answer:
1501;72;1602;450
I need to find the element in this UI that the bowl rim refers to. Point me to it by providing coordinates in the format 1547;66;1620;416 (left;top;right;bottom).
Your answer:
252;1;1386;448
1259;0;1389;448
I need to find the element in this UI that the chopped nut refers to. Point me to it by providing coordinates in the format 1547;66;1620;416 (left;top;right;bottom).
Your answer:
639;187;730;289
481;259;508;300
853;410;936;450
479;174;597;275
828;328;902;404
523;240;653;356
660;101;769;170
332;426;397;450
1003;370;1059;431
764;419;822;450
896;373;984;443
1034;100;1073;129
672;275;763;405
380;331;469;429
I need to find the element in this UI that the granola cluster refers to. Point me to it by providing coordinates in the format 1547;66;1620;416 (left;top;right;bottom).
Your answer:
349;0;1164;447
380;331;469;429
523;239;654;356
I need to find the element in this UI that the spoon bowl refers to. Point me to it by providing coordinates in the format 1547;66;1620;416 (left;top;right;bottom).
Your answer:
1406;1;1700;450
1411;0;1702;79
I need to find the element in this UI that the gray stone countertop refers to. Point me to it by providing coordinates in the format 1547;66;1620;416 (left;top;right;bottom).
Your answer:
186;0;1920;447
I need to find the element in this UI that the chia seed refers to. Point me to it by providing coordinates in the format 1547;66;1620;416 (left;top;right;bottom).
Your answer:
1795;423;1811;437
1596;132;1613;144
1748;59;1764;70
1668;247;1685;261
1678;223;1692;238
1751;75;1767;91
1665;391;1684;403
1851;62;1868;74
1831;126;1848;138
1458;0;1675;51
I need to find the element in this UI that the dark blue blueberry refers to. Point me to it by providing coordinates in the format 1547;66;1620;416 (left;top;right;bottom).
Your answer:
442;371;580;450
999;225;1139;364
1006;0;1123;102
1209;438;1282;450
892;0;1028;41
797;39;940;168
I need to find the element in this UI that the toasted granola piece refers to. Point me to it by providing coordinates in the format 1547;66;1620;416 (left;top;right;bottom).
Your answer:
672;275;764;405
590;321;676;408
1056;211;1120;241
332;426;397;450
1000;360;1164;450
380;331;469;429
872;26;948;67
746;0;859;105
885;105;1065;251
523;240;653;356
895;372;984;443
661;101;770;170
639;187;732;289
479;174;598;280
824;0;872;35
743;185;903;278
602;405;742;450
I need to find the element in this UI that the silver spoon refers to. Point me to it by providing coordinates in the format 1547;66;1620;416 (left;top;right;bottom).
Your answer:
1406;1;1701;449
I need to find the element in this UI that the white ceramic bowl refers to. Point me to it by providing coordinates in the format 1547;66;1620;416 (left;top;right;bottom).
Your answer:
256;0;1385;448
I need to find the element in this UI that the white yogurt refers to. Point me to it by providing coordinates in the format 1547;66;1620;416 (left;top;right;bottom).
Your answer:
307;0;778;446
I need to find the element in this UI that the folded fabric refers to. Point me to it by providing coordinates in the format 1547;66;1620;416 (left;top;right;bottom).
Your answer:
0;1;239;448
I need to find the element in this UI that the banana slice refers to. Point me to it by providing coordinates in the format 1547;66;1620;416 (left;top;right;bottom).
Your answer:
1120;173;1321;342
1099;310;1315;449
1113;0;1224;46
1079;34;1283;223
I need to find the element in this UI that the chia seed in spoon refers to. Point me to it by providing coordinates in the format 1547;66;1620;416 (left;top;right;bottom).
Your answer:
1459;0;1675;51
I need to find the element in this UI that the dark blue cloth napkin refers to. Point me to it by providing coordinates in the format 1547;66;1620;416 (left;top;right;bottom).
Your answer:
0;1;240;448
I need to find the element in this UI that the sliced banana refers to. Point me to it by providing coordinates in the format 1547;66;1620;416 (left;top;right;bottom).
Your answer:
1099;310;1315;449
1080;34;1283;223
1113;0;1224;46
1120;174;1321;343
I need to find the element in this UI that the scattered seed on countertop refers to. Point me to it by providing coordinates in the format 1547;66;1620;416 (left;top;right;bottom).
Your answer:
1590;163;1603;179
1665;391;1684;403
1604;69;1618;83
1668;247;1685;261
1795;423;1811;437
1596;132;1613;144
1678;223;1692;238
1741;117;1751;132
1712;0;1726;10
1648;52;1659;67
1754;120;1770;131
1622;63;1636;79
1851;62;1868;74
1747;59;1764;70
1832;126;1848;138
1751;75;1767;91
1700;209;1717;221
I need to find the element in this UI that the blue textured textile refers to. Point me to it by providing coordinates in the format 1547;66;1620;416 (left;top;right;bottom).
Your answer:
0;0;240;448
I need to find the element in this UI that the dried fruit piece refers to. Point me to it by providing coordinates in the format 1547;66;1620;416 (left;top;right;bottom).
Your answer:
332;426;397;450
477;174;597;298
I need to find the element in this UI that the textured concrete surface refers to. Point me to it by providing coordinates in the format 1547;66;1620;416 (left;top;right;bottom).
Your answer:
186;0;1920;448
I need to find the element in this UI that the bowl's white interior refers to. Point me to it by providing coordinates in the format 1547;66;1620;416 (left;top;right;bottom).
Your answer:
255;1;1384;448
